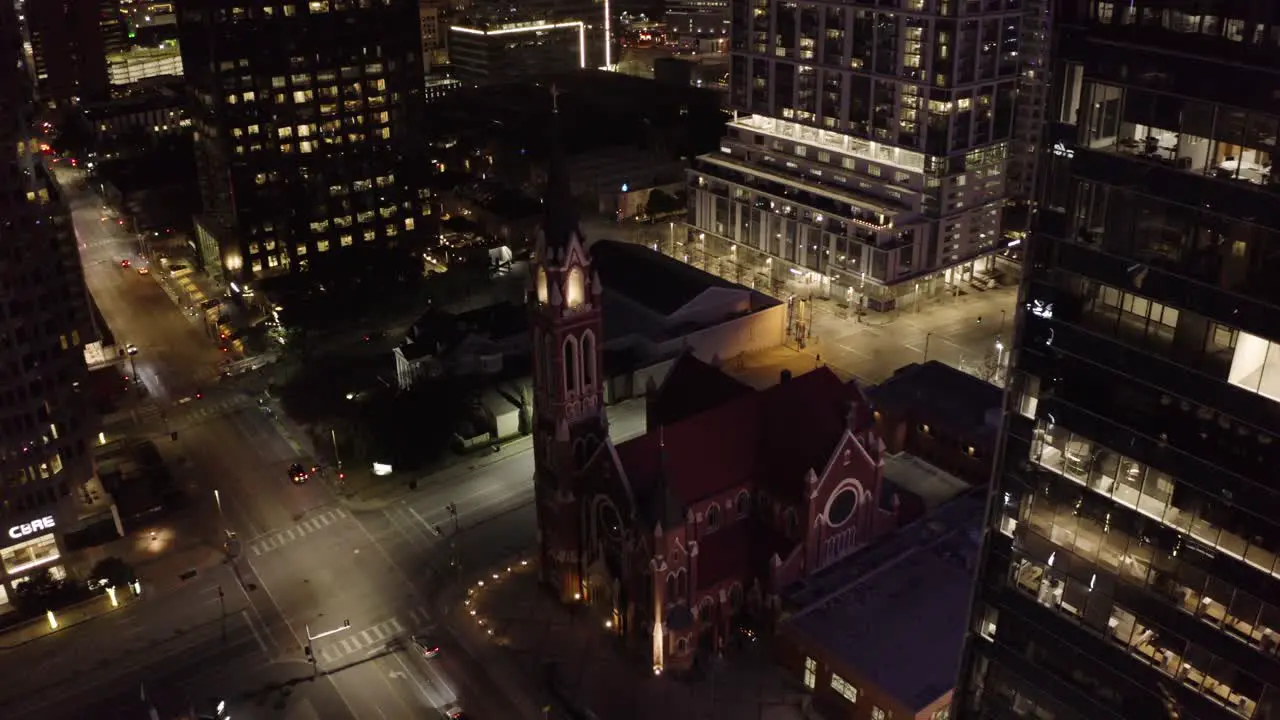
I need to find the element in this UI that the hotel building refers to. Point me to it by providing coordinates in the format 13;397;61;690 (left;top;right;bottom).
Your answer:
178;0;428;284
1;1;99;606
956;3;1280;720
688;0;1026;311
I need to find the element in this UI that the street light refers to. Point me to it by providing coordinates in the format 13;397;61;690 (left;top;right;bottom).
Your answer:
305;618;351;672
446;503;460;578
923;331;933;362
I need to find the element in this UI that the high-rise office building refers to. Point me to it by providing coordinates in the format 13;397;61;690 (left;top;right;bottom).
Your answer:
0;1;99;608
687;0;1025;312
178;0;427;285
26;0;126;107
956;4;1280;720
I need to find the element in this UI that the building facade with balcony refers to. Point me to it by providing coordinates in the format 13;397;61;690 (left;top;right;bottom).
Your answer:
956;3;1280;720
687;0;1026;312
1;2;100;609
177;0;428;284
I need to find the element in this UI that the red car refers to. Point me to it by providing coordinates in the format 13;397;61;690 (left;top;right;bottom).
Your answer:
120;259;131;268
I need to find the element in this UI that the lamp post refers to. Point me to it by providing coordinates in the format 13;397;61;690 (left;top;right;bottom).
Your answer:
446;502;460;579
330;427;343;477
923;331;933;363
999;308;1007;337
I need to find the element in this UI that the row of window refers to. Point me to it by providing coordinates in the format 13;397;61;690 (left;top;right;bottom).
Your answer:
801;656;903;719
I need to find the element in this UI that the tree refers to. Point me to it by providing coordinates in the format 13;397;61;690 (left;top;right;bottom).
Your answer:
645;189;684;216
11;568;72;615
90;556;137;589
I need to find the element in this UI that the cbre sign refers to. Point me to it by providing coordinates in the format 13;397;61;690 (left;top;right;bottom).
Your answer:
8;515;56;541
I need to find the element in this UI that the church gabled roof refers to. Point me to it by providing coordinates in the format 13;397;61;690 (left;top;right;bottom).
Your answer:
646;352;753;429
615;366;872;520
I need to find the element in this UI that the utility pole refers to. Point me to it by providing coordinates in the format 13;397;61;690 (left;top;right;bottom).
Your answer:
446;503;460;580
218;584;226;644
330;427;345;485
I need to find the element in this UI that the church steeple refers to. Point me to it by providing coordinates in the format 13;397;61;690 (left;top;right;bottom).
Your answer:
540;84;582;257
529;83;608;603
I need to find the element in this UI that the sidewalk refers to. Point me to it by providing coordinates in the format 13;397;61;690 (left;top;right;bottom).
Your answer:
0;586;142;649
451;556;815;720
440;557;555;720
330;432;535;513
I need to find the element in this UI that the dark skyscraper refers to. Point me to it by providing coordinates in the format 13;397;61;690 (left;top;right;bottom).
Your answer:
26;0;126;107
956;3;1280;720
178;0;427;285
0;0;99;608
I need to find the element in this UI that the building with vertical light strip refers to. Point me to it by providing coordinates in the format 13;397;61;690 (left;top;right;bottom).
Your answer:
448;21;587;86
1;0;99;608
686;0;1027;312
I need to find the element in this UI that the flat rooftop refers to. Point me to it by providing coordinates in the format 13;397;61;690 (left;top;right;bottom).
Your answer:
782;489;985;713
882;452;972;511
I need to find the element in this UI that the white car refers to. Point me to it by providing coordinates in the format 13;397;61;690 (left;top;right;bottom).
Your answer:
125;344;138;355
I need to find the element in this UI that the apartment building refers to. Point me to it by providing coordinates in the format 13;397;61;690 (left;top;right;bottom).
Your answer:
689;0;1025;311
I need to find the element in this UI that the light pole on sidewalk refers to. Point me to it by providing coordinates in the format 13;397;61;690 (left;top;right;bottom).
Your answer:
446;502;460;580
330;428;342;472
923;332;933;363
999;308;1007;337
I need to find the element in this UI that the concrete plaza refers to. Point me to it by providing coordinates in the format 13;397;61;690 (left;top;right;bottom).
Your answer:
452;560;815;720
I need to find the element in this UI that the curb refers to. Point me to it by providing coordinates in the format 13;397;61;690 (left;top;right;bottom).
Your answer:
0;590;141;651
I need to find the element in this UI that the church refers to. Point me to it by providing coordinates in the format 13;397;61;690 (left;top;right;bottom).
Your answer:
529;98;903;675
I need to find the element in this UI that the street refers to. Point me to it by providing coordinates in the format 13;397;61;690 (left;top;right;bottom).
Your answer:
0;168;643;720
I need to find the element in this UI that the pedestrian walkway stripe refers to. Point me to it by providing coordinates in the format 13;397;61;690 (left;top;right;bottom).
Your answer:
313;610;428;665
248;508;346;556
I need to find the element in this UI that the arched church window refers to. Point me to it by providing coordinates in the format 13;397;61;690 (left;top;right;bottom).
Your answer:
563;336;579;394
665;573;677;602
705;504;720;531
675;569;687;597
536;267;549;304
565;266;585;308
735;491;750;518
785;507;799;537
581;331;597;389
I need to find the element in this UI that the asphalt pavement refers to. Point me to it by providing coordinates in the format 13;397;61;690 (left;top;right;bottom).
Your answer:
10;168;593;719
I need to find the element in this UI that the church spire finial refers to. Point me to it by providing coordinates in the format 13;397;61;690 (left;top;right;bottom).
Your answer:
542;84;579;252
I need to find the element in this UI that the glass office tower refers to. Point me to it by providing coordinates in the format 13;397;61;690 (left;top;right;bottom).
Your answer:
1;0;99;607
955;3;1280;720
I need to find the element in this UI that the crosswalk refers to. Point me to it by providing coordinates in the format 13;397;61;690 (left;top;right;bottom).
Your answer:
249;507;348;556
111;394;251;429
315;606;433;664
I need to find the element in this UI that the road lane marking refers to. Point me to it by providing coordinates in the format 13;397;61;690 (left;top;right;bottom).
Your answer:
361;629;376;644
242;610;269;654
339;638;358;654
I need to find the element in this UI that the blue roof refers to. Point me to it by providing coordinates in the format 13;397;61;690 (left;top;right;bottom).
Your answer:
782;490;985;712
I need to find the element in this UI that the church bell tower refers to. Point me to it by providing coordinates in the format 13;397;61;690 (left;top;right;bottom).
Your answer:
529;86;606;602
